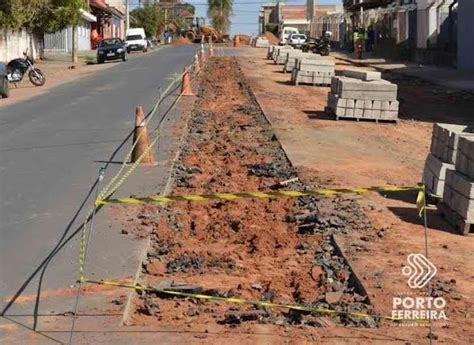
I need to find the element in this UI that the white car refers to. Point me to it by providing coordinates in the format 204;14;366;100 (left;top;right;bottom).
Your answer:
288;33;307;49
280;27;299;45
125;28;148;53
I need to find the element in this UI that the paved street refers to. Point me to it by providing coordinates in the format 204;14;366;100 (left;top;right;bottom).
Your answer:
0;45;195;316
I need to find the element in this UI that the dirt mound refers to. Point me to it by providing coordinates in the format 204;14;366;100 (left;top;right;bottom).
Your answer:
263;31;279;45
129;57;377;337
237;34;251;45
173;36;192;45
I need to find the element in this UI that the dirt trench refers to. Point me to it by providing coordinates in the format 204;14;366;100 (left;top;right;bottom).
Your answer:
128;57;378;333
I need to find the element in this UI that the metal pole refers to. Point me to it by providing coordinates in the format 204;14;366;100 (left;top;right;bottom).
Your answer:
126;0;130;30
68;168;105;345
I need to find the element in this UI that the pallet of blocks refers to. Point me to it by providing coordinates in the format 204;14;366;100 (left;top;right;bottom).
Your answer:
283;52;321;73
253;37;269;48
422;123;471;202
272;46;294;64
290;58;335;86
438;131;474;235
326;70;399;122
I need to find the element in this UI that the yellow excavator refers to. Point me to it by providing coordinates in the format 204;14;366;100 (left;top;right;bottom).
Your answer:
183;17;225;43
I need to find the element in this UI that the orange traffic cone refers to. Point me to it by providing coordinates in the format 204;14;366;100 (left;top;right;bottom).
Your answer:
200;46;207;63
193;51;201;73
131;106;156;165
181;68;195;96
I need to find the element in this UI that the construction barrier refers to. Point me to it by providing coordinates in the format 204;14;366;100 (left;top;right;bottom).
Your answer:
95;185;421;206
80;277;429;325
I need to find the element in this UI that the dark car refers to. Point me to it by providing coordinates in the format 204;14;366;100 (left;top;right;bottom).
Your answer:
0;63;9;98
97;38;127;64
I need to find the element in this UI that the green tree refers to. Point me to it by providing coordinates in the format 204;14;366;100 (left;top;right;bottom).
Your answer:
130;5;162;38
207;0;232;34
0;0;87;62
0;0;47;30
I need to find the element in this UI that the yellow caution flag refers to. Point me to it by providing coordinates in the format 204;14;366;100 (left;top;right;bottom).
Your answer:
416;185;426;218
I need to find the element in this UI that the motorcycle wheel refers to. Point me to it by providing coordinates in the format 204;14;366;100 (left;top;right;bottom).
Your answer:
321;48;330;56
29;68;46;86
1;78;9;98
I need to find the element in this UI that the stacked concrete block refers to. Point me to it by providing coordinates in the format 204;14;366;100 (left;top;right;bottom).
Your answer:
423;153;455;197
343;70;382;81
430;123;473;165
443;168;474;225
424;123;474;233
326;70;399;122
442;135;474;227
423;124;474;199
274;46;295;64
283;52;320;73
271;46;293;62
253;37;269;48
290;59;335;86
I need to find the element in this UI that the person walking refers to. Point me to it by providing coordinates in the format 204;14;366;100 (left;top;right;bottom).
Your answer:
366;26;375;52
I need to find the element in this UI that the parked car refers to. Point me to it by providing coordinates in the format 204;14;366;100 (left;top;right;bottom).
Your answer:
126;28;148;53
288;33;307;49
279;27;299;45
0;63;9;98
97;38;127;64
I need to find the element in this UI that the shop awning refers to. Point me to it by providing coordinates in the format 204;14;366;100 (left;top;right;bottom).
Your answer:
80;9;97;23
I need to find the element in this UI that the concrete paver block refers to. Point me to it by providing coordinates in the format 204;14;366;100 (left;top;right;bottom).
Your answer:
343;70;382;81
444;169;474;222
456;135;474;179
431;123;474;164
423;153;455;196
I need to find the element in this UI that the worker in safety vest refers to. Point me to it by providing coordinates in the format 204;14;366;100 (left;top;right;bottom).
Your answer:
354;28;365;59
352;28;359;52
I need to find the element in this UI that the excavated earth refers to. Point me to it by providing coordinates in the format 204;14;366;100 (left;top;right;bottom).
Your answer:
127;57;379;337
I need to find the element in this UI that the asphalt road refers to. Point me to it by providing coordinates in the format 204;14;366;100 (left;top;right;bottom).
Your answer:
0;44;195;315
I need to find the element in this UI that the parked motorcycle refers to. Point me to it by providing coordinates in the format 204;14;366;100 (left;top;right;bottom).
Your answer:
303;37;331;56
7;50;46;86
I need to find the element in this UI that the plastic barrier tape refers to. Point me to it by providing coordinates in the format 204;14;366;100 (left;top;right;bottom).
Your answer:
96;186;421;206
81;277;429;324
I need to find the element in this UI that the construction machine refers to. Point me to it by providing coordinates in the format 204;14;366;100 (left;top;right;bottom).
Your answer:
183;17;224;43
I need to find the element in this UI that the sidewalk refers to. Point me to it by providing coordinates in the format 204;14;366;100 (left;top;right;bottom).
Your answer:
332;51;474;92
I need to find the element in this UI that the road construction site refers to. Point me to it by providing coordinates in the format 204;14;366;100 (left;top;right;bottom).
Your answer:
97;51;473;343
1;44;473;345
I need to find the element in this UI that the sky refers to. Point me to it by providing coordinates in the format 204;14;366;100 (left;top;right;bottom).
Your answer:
129;0;342;36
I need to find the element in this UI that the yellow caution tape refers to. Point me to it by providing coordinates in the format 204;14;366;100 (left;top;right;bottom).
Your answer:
96;185;421;206
78;63;200;280
416;186;426;218
81;277;429;324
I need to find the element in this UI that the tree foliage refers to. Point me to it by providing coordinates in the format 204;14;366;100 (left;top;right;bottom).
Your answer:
207;0;232;34
0;0;87;33
130;5;163;38
131;4;196;38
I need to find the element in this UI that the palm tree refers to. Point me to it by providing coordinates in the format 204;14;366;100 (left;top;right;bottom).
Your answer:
207;0;232;34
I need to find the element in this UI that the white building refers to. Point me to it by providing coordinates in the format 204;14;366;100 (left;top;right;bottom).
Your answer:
44;10;97;53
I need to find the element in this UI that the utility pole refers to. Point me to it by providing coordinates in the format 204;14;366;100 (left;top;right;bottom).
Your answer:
126;0;130;30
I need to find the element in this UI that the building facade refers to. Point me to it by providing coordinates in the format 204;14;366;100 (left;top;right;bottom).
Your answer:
313;0;460;67
457;0;474;71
